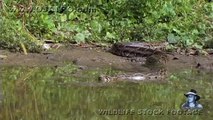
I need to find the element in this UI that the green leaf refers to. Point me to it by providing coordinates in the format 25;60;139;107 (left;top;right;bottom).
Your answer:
61;15;67;22
74;33;85;43
172;28;181;35
167;33;179;44
91;20;102;33
182;36;193;46
192;29;199;35
106;32;115;39
68;12;77;20
81;30;91;38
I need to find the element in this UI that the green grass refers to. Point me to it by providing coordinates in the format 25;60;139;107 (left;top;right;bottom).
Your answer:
0;65;212;120
0;0;212;52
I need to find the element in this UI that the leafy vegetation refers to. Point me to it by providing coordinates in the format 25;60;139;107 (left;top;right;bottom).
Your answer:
0;0;212;52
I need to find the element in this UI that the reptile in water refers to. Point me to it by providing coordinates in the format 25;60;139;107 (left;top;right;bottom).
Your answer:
99;68;167;83
98;41;169;83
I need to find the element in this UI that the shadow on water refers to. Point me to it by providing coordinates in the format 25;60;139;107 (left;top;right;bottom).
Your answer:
0;64;212;120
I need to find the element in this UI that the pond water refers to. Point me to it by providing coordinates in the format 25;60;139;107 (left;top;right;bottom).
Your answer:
0;64;212;120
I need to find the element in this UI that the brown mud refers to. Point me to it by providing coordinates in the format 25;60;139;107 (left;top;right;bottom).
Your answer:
1;45;213;73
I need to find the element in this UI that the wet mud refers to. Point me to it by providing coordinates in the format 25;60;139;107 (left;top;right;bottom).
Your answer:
1;45;213;73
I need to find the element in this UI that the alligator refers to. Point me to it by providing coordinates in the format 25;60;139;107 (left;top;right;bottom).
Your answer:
98;41;169;83
99;69;167;83
109;41;169;65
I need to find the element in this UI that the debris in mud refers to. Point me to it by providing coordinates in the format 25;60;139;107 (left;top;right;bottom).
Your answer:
0;55;7;60
176;48;199;56
172;56;179;60
205;49;213;55
196;62;213;72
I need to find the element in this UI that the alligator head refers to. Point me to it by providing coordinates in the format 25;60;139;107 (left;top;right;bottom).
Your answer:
99;68;167;83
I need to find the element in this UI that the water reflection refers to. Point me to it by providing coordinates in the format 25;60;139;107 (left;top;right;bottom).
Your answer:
0;80;2;103
0;66;212;120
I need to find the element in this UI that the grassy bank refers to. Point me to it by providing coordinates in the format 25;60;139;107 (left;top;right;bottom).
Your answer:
0;0;212;52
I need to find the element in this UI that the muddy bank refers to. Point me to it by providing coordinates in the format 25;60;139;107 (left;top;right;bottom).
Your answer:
0;81;2;102
1;45;213;73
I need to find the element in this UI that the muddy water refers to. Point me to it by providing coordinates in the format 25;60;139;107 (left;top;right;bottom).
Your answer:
0;67;2;103
0;46;213;119
0;65;213;119
0;80;2;103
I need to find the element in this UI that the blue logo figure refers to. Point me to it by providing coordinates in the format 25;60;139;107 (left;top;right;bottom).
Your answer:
182;89;203;109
